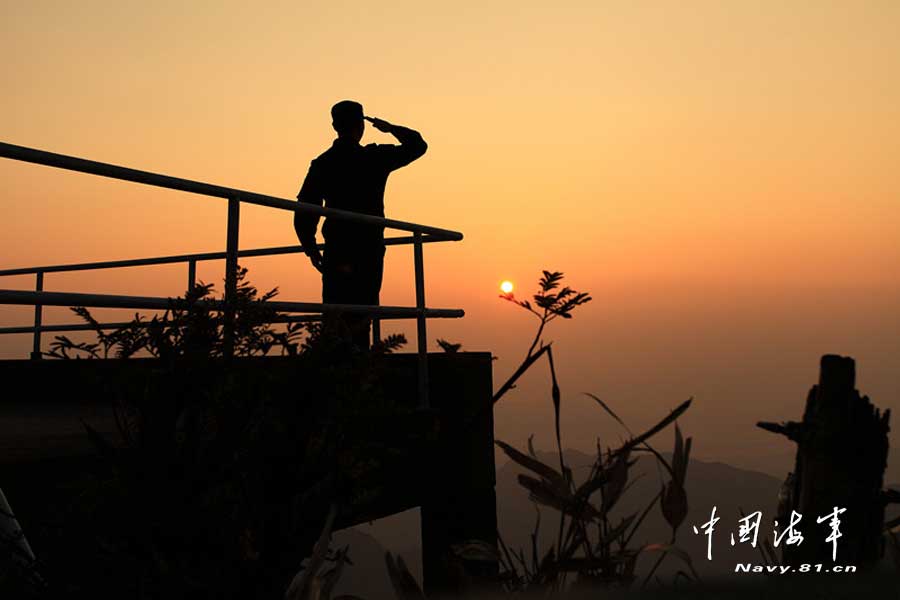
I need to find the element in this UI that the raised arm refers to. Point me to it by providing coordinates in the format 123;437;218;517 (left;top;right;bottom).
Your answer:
294;160;324;273
365;116;427;171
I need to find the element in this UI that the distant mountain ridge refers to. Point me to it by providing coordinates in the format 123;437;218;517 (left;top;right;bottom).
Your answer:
332;452;900;596
334;451;792;595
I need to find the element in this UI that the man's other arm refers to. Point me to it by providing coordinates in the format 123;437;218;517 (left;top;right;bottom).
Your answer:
366;117;427;171
294;161;324;272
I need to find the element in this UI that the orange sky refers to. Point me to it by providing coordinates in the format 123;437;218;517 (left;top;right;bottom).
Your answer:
2;1;899;479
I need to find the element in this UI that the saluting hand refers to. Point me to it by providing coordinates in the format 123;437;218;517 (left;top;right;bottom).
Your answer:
364;116;393;133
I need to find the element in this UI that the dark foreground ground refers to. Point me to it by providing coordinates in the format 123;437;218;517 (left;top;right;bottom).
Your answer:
444;573;899;600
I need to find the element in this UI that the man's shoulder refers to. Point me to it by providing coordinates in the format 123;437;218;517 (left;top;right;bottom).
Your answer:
307;147;339;173
311;147;335;163
309;143;397;171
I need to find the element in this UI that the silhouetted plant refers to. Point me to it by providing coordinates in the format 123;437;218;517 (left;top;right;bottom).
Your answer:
490;273;696;594
283;505;362;600
22;268;412;599
500;270;592;361
383;270;693;597
436;338;462;353
0;497;44;599
491;270;590;406
491;399;696;595
45;266;306;360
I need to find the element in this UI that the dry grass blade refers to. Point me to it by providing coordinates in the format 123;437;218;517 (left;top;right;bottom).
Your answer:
384;552;404;598
600;451;630;515
584;393;633;435
319;545;350;600
619;398;692;455
517;474;597;520
622;488;664;549
284;503;338;600
681;437;692;483
574;469;608;502
495;440;566;489
497;530;528;581
661;424;690;533
451;540;500;562
639;542;700;585
631;444;676;480
546;346;564;475
604;513;638;544
530;503;541;574
673;424;685;483
384;552;426;600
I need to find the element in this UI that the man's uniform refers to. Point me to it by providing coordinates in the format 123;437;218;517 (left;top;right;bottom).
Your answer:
294;126;427;348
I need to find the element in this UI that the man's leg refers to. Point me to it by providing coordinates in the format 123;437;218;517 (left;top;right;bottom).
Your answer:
339;246;385;350
321;252;355;347
349;245;385;350
344;249;377;351
322;249;379;350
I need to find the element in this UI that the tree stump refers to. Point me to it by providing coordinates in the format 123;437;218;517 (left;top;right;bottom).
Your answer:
758;355;891;567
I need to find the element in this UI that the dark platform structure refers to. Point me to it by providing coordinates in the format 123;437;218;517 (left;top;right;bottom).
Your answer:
0;141;493;595
0;352;498;595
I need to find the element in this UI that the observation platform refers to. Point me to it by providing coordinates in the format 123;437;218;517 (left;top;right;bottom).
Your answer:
0;352;498;595
0;141;496;595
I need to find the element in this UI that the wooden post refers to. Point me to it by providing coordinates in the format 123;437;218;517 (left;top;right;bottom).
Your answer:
758;355;891;568
420;353;499;597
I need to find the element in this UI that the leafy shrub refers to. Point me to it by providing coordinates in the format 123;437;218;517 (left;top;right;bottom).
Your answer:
18;268;408;599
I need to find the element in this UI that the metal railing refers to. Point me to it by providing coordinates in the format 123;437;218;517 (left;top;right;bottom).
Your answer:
0;141;465;408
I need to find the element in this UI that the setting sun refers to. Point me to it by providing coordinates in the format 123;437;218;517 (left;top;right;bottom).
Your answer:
500;280;514;294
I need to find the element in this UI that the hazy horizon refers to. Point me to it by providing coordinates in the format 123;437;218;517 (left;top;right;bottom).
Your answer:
3;1;899;480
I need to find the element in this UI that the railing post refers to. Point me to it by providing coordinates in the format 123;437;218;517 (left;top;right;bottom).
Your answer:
223;196;240;358
414;232;429;409
372;294;381;347
29;271;43;360
187;259;196;292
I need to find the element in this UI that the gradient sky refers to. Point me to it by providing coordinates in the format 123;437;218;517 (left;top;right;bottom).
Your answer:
3;1;899;479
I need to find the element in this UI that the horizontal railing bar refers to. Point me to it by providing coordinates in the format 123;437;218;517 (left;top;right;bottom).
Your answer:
0;315;333;336
0;289;464;319
0;141;463;241
0;236;444;277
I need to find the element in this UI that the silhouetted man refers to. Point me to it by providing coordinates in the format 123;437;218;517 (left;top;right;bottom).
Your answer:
294;100;427;350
